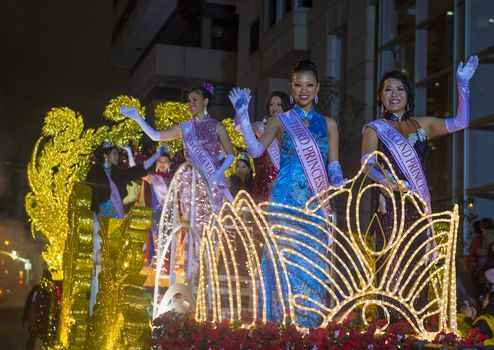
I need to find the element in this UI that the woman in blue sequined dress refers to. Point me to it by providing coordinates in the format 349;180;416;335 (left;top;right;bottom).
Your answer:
230;60;346;328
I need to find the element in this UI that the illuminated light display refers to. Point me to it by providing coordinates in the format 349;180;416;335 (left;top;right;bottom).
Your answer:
190;152;457;339
26;97;460;345
153;162;214;319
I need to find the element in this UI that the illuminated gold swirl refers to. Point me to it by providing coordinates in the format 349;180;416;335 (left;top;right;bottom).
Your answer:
195;151;459;340
25;107;104;280
26;99;147;280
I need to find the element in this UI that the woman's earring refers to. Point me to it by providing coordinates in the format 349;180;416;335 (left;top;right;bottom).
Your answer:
314;95;319;104
405;102;410;112
380;104;385;113
289;95;294;104
203;106;208;115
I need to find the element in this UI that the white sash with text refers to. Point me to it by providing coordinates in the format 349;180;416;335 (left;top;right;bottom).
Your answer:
278;109;330;216
181;120;218;182
256;121;280;171
367;120;431;212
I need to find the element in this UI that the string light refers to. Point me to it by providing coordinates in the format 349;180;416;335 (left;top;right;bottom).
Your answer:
27;102;460;347
188;151;458;340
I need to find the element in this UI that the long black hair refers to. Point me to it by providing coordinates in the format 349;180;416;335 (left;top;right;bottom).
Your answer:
187;82;214;104
291;59;319;82
93;143;117;164
378;70;415;113
265;91;291;115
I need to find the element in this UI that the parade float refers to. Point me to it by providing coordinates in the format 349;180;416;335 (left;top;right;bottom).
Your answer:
24;98;483;349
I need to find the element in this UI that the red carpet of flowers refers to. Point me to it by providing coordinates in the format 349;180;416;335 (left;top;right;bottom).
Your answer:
149;311;488;350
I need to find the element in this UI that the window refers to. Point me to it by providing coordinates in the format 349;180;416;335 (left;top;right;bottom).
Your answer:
265;0;310;31
283;0;292;15
425;13;454;76
428;0;453;17
249;19;260;54
377;0;456;207
469;0;494;54
211;17;238;51
396;0;416;37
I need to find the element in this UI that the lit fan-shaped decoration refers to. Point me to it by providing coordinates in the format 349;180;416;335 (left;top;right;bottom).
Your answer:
194;151;458;340
153;162;213;319
25;107;105;280
154;102;192;155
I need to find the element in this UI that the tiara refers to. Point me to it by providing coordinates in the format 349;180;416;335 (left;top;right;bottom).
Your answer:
102;140;115;149
200;81;215;96
238;151;250;162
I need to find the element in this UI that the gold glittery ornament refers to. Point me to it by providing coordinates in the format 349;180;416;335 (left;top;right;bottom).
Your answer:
222;118;245;150
220;118;256;177
86;206;152;350
104;95;145;123
154;101;192;155
58;183;93;348
102;96;146;147
25;107;103;280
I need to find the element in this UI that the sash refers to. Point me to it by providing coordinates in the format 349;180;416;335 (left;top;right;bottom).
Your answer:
366;120;431;212
150;173;168;212
181;119;233;206
256;121;280;171
103;167;125;218
181;120;218;181
277;109;330;216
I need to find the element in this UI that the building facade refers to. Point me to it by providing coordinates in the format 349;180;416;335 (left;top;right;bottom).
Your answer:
112;0;494;244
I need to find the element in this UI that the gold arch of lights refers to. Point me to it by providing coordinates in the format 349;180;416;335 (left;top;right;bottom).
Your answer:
153;162;214;318
185;151;458;340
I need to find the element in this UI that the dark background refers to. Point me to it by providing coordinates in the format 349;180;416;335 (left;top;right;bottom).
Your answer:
0;2;129;348
1;0;129;165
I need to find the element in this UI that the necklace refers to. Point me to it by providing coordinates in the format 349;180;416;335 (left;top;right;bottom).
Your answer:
383;111;410;122
196;113;209;121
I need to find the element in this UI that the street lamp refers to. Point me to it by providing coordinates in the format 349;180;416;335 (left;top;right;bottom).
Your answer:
0;250;32;284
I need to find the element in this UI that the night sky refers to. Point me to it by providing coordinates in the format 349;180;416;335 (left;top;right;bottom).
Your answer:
1;1;129;166
0;2;132;316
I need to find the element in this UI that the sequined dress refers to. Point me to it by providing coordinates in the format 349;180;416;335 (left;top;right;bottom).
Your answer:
181;114;230;207
262;106;329;328
178;115;225;285
368;118;429;319
252;122;279;202
182;115;222;171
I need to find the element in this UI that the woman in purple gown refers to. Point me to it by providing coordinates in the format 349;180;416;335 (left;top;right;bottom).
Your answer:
120;83;236;208
361;56;479;321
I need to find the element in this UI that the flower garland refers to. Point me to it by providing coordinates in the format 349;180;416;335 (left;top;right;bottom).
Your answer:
148;311;487;350
149;311;488;350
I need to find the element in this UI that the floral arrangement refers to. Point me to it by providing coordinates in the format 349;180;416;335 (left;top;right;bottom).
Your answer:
148;311;488;350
